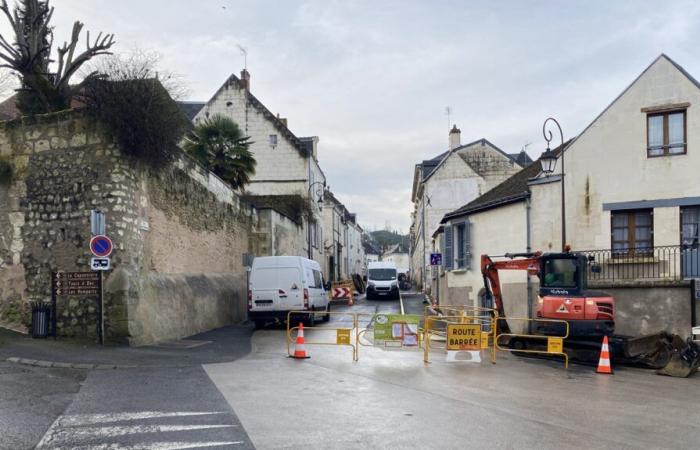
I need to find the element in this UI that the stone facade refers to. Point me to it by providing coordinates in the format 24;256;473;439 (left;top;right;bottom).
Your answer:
0;111;254;344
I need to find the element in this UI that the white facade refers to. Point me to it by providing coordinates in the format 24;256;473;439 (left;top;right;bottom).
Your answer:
410;127;523;296
194;70;326;265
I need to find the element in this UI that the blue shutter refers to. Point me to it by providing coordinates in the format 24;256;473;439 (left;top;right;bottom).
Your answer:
464;221;471;269
444;225;453;270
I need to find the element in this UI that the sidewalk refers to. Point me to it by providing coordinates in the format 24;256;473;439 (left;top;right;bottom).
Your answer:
0;325;253;369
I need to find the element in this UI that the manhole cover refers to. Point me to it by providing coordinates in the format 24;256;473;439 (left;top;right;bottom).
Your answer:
155;339;212;349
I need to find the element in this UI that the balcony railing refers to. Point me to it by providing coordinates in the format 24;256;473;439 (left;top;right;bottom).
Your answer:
580;245;700;284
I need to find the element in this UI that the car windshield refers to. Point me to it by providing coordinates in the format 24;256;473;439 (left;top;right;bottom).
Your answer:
369;269;396;281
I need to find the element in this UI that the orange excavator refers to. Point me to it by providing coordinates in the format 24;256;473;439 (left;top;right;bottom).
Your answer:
481;250;700;377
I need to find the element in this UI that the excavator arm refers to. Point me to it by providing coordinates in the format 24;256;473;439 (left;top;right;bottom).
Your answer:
481;252;542;334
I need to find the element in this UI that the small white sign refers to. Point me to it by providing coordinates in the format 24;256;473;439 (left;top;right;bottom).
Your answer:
90;257;111;271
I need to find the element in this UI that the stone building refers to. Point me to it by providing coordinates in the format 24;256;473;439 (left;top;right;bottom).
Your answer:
186;70;326;266
409;125;526;297
0;111;253;344
435;54;700;338
322;190;365;281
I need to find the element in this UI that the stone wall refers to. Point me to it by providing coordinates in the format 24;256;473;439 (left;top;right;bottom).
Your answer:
0;111;254;344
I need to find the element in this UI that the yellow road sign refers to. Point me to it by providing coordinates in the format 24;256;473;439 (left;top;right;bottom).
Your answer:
547;337;564;353
336;328;351;345
447;323;481;351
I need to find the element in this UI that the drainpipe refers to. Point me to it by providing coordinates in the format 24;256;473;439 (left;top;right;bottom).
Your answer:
526;197;533;333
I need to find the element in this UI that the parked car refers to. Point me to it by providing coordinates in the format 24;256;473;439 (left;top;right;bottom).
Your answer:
366;261;400;300
248;256;329;328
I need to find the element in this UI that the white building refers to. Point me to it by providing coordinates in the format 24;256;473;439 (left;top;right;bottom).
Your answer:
409;125;528;297
436;54;700;338
189;70;326;265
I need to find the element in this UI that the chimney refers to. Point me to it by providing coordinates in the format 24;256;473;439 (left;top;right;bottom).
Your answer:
449;124;461;150
240;69;250;90
276;113;288;128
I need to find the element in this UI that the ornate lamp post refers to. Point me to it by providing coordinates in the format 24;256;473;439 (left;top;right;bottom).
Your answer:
307;181;325;259
539;117;566;250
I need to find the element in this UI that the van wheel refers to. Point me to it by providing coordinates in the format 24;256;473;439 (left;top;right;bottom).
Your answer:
322;303;331;322
305;311;315;327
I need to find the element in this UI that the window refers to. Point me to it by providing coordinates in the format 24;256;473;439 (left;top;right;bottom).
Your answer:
611;210;653;255
312;269;323;288
442;221;471;270
542;258;579;288
647;110;686;157
269;134;278;147
681;206;700;248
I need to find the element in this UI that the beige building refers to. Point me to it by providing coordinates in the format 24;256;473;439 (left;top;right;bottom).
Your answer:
436;54;700;337
187;70;326;265
322;191;365;281
409;126;529;294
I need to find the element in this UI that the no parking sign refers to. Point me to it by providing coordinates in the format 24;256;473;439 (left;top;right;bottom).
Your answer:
89;235;113;257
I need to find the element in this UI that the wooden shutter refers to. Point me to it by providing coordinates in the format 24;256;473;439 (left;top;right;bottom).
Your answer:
464;221;471;269
444;225;453;270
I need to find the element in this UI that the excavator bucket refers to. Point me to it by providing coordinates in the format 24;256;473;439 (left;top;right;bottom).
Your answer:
623;332;700;377
657;338;700;378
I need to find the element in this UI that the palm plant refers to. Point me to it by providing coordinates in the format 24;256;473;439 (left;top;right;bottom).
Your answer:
184;114;256;190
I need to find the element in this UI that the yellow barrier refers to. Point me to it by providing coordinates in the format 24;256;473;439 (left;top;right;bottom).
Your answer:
286;310;358;361
492;317;570;368
423;314;496;363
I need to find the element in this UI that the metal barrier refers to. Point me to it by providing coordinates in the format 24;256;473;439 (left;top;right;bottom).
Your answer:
286;311;358;361
493;317;570;368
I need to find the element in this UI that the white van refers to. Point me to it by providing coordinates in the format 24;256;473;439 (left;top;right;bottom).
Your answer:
366;261;400;300
248;256;329;328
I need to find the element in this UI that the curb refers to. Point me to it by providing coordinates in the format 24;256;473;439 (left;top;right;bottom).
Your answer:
5;356;137;370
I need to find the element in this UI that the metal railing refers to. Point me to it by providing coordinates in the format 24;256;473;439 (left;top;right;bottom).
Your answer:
580;245;700;283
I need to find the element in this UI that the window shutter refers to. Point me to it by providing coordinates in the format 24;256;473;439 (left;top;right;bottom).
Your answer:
464;221;471;269
444;226;453;270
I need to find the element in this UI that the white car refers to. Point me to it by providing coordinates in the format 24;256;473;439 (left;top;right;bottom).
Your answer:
248;256;329;328
366;261;400;300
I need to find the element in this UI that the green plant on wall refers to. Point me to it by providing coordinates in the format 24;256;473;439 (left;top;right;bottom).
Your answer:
184;114;256;190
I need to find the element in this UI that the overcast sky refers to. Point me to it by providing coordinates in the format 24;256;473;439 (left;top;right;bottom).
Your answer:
6;1;700;232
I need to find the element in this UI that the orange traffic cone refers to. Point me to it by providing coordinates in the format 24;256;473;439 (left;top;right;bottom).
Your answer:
291;322;310;359
596;335;613;374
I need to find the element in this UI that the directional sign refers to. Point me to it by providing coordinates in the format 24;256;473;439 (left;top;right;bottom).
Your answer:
90;257;111;271
53;272;100;296
430;253;443;266
90;235;113;257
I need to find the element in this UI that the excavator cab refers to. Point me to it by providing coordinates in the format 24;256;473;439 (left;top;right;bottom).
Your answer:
535;252;614;338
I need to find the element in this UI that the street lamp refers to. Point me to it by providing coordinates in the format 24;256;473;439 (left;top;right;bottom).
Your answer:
307;181;325;259
539;117;566;250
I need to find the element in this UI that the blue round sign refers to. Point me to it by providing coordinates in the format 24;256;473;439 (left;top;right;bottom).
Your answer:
90;235;113;257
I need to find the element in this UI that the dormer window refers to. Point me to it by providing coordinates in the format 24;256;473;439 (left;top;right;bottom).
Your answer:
647;109;686;157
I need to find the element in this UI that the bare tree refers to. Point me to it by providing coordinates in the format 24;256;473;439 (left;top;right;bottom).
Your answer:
0;0;115;114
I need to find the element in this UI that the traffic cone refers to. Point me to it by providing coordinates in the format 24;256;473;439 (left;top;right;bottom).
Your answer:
291;322;310;359
596;335;613;374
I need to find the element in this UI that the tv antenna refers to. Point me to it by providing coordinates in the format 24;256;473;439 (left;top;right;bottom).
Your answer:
237;44;248;69
445;106;452;132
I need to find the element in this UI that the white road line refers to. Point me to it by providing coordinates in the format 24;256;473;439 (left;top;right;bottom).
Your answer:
54;441;244;450
58;411;227;426
48;424;236;439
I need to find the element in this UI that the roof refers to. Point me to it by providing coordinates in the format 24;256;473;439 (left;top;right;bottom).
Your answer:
178;101;206;121
508;150;533;166
422;138;523;183
243;194;306;225
442;142;566;222
201;72;312;158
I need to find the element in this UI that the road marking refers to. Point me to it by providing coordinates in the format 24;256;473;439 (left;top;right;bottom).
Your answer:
57;411;227;426
36;411;238;449
52;442;244;450
400;293;405;315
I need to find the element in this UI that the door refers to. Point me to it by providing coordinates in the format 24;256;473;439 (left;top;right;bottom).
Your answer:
276;267;303;309
681;206;700;278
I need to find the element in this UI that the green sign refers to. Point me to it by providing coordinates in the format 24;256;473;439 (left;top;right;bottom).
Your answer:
373;314;421;346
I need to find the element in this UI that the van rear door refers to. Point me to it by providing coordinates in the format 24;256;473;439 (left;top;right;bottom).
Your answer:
251;266;303;311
